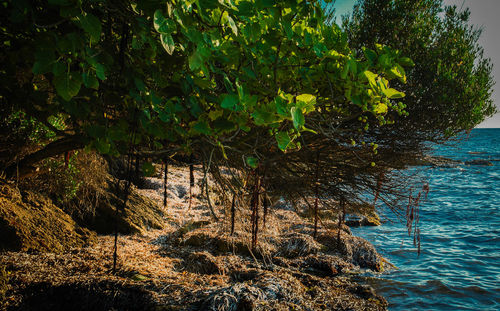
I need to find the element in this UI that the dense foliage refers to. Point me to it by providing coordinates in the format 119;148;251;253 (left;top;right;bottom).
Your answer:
1;0;494;250
1;0;407;174
0;1;424;253
342;0;496;146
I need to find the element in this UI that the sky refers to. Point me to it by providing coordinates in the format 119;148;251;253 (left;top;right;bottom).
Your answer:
332;0;500;128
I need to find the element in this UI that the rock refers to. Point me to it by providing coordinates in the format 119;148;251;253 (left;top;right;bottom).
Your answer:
351;284;379;299
464;159;493;166
345;214;381;227
349;236;383;271
0;183;96;253
345;215;364;227
363;215;381;226
316;233;383;271
185;251;225;275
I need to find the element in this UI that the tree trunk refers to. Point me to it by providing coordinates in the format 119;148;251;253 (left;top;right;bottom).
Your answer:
163;160;168;208
313;150;321;238
250;171;260;250
263;194;268;231
230;192;236;236
188;159;194;209
3;136;84;179
337;198;345;244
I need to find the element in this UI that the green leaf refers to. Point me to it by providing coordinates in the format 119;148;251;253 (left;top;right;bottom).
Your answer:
95;138;110;154
341;61;349;79
283;19;293;39
193;120;211;135
246;156;258;169
95;63;106;80
243;22;261;42
274;95;289;117
52;62;66;76
391;64;406;83
290;107;304;130
399;57;415;67
313;43;327;57
223;74;234;92
208;109;224;120
188;46;209;71
154;10;165;32
188;52;202;71
363;70;378;89
374;103;388;114
362;47;377;65
220;94;240;111
347;58;358;75
251;110;274;126
236;1;254;16
32;51;55;74
296;94;316;105
134;78;146;91
160;33;175;55
78;13;101;44
378;54;390;68
108;124;127;141
159;110;170;123
296;94;316;112
54;72;82;101
382;88;405;99
213;118;236;133
276;131;291;151
227;15;238;35
82;72;99;89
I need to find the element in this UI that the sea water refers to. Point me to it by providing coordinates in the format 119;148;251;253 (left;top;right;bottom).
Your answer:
352;128;500;310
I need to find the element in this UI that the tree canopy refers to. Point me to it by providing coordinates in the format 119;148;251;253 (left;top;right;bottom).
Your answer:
342;0;496;145
1;0;494;248
1;0;407;174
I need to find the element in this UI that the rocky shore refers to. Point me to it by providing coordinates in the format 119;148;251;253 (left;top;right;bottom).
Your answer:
0;165;388;310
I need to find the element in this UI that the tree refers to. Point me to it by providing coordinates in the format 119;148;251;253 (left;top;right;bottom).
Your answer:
0;0;420;252
0;0;406;179
341;0;496;150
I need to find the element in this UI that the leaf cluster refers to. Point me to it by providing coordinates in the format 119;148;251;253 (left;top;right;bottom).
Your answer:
0;0;420;228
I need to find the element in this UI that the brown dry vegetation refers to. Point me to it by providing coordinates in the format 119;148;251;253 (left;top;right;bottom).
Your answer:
0;160;389;310
0;183;95;253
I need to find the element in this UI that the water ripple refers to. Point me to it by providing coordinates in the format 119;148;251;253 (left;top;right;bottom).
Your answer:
352;129;500;310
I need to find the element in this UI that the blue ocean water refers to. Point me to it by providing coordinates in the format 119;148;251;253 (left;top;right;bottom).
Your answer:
353;128;500;310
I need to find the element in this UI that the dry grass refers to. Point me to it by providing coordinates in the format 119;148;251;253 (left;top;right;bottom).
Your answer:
1;164;389;310
18;151;109;221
